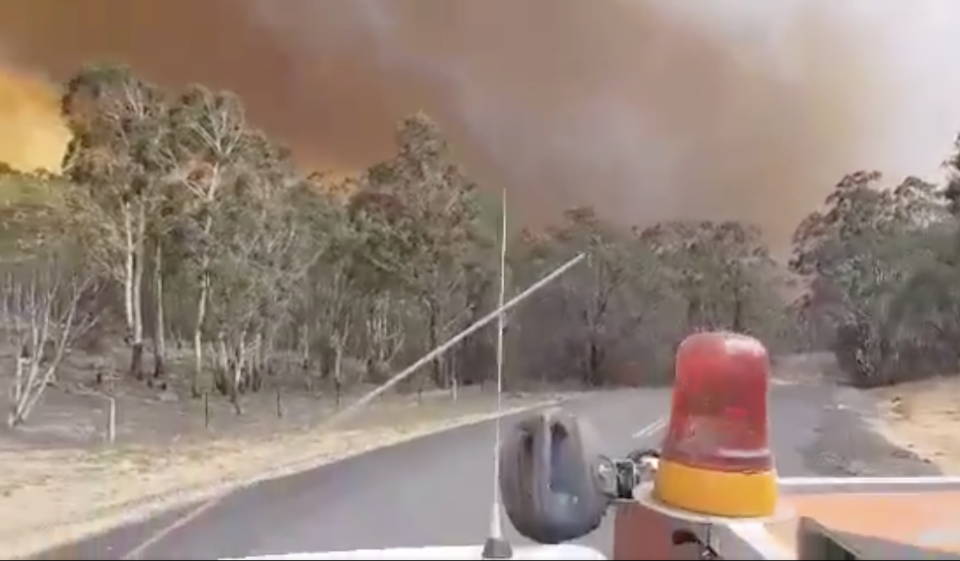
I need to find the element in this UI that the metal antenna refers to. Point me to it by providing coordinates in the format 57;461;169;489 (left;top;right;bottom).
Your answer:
482;189;512;559
321;253;586;429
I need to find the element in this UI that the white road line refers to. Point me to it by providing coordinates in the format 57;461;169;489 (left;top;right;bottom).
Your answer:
632;417;666;439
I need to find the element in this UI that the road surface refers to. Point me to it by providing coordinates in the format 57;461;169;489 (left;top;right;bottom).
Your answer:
33;384;883;560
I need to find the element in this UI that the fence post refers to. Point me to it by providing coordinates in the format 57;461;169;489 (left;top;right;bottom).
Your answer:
204;391;210;429
106;394;116;444
74;386;117;445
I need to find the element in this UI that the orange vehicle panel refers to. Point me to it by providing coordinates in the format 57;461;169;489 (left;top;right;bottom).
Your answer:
769;491;960;557
613;491;960;559
612;500;700;560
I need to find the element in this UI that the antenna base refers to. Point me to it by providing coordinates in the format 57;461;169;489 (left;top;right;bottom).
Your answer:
481;536;514;559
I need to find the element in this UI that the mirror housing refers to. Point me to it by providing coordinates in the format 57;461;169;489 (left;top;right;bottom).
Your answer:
498;409;612;544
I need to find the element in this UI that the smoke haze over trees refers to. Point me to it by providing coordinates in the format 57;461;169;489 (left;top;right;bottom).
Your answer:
1;2;960;247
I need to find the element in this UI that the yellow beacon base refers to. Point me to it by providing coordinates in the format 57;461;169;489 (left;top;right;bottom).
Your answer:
653;458;779;518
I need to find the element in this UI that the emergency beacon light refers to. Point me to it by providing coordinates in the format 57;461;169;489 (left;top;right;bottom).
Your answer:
653;331;778;518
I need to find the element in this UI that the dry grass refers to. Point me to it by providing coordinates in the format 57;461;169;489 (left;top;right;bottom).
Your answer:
0;387;573;559
868;377;960;474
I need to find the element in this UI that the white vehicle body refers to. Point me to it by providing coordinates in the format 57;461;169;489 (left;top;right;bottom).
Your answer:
224;543;606;560
615;475;960;559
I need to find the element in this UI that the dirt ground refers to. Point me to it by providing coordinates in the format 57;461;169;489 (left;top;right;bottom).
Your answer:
868;377;960;474
0;379;571;559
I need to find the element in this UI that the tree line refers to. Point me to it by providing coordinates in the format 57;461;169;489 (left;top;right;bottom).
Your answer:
790;155;960;387
3;62;953;427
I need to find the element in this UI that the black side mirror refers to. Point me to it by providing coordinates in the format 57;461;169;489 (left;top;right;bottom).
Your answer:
498;409;611;544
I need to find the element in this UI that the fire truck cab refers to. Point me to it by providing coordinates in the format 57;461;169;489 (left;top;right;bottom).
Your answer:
500;331;960;560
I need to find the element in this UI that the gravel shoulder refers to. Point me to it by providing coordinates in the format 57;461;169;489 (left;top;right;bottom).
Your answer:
865;377;960;475
802;384;941;477
773;353;943;477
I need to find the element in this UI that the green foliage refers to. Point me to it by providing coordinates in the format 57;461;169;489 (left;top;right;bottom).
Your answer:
790;168;960;387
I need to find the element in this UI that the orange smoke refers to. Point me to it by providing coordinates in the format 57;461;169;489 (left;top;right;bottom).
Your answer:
0;68;67;172
0;0;950;246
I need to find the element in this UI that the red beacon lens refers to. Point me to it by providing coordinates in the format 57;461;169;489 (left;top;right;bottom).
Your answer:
661;331;772;473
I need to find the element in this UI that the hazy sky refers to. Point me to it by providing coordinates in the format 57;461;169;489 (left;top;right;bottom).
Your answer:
0;0;958;245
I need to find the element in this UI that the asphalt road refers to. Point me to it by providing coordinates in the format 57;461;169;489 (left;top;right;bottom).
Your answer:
34;383;854;560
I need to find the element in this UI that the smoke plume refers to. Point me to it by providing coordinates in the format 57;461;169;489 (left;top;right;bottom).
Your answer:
0;0;959;245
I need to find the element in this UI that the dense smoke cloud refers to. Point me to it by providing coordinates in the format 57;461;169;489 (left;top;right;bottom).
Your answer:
0;0;959;245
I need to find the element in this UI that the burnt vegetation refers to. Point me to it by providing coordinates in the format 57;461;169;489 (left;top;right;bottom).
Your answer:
0;62;955;429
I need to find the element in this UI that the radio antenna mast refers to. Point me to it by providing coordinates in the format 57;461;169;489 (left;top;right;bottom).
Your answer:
482;188;513;559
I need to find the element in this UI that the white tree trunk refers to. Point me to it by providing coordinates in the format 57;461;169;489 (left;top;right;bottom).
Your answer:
192;269;210;397
7;279;86;427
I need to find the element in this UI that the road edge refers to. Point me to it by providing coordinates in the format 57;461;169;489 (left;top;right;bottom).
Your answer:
19;393;578;560
122;394;575;559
